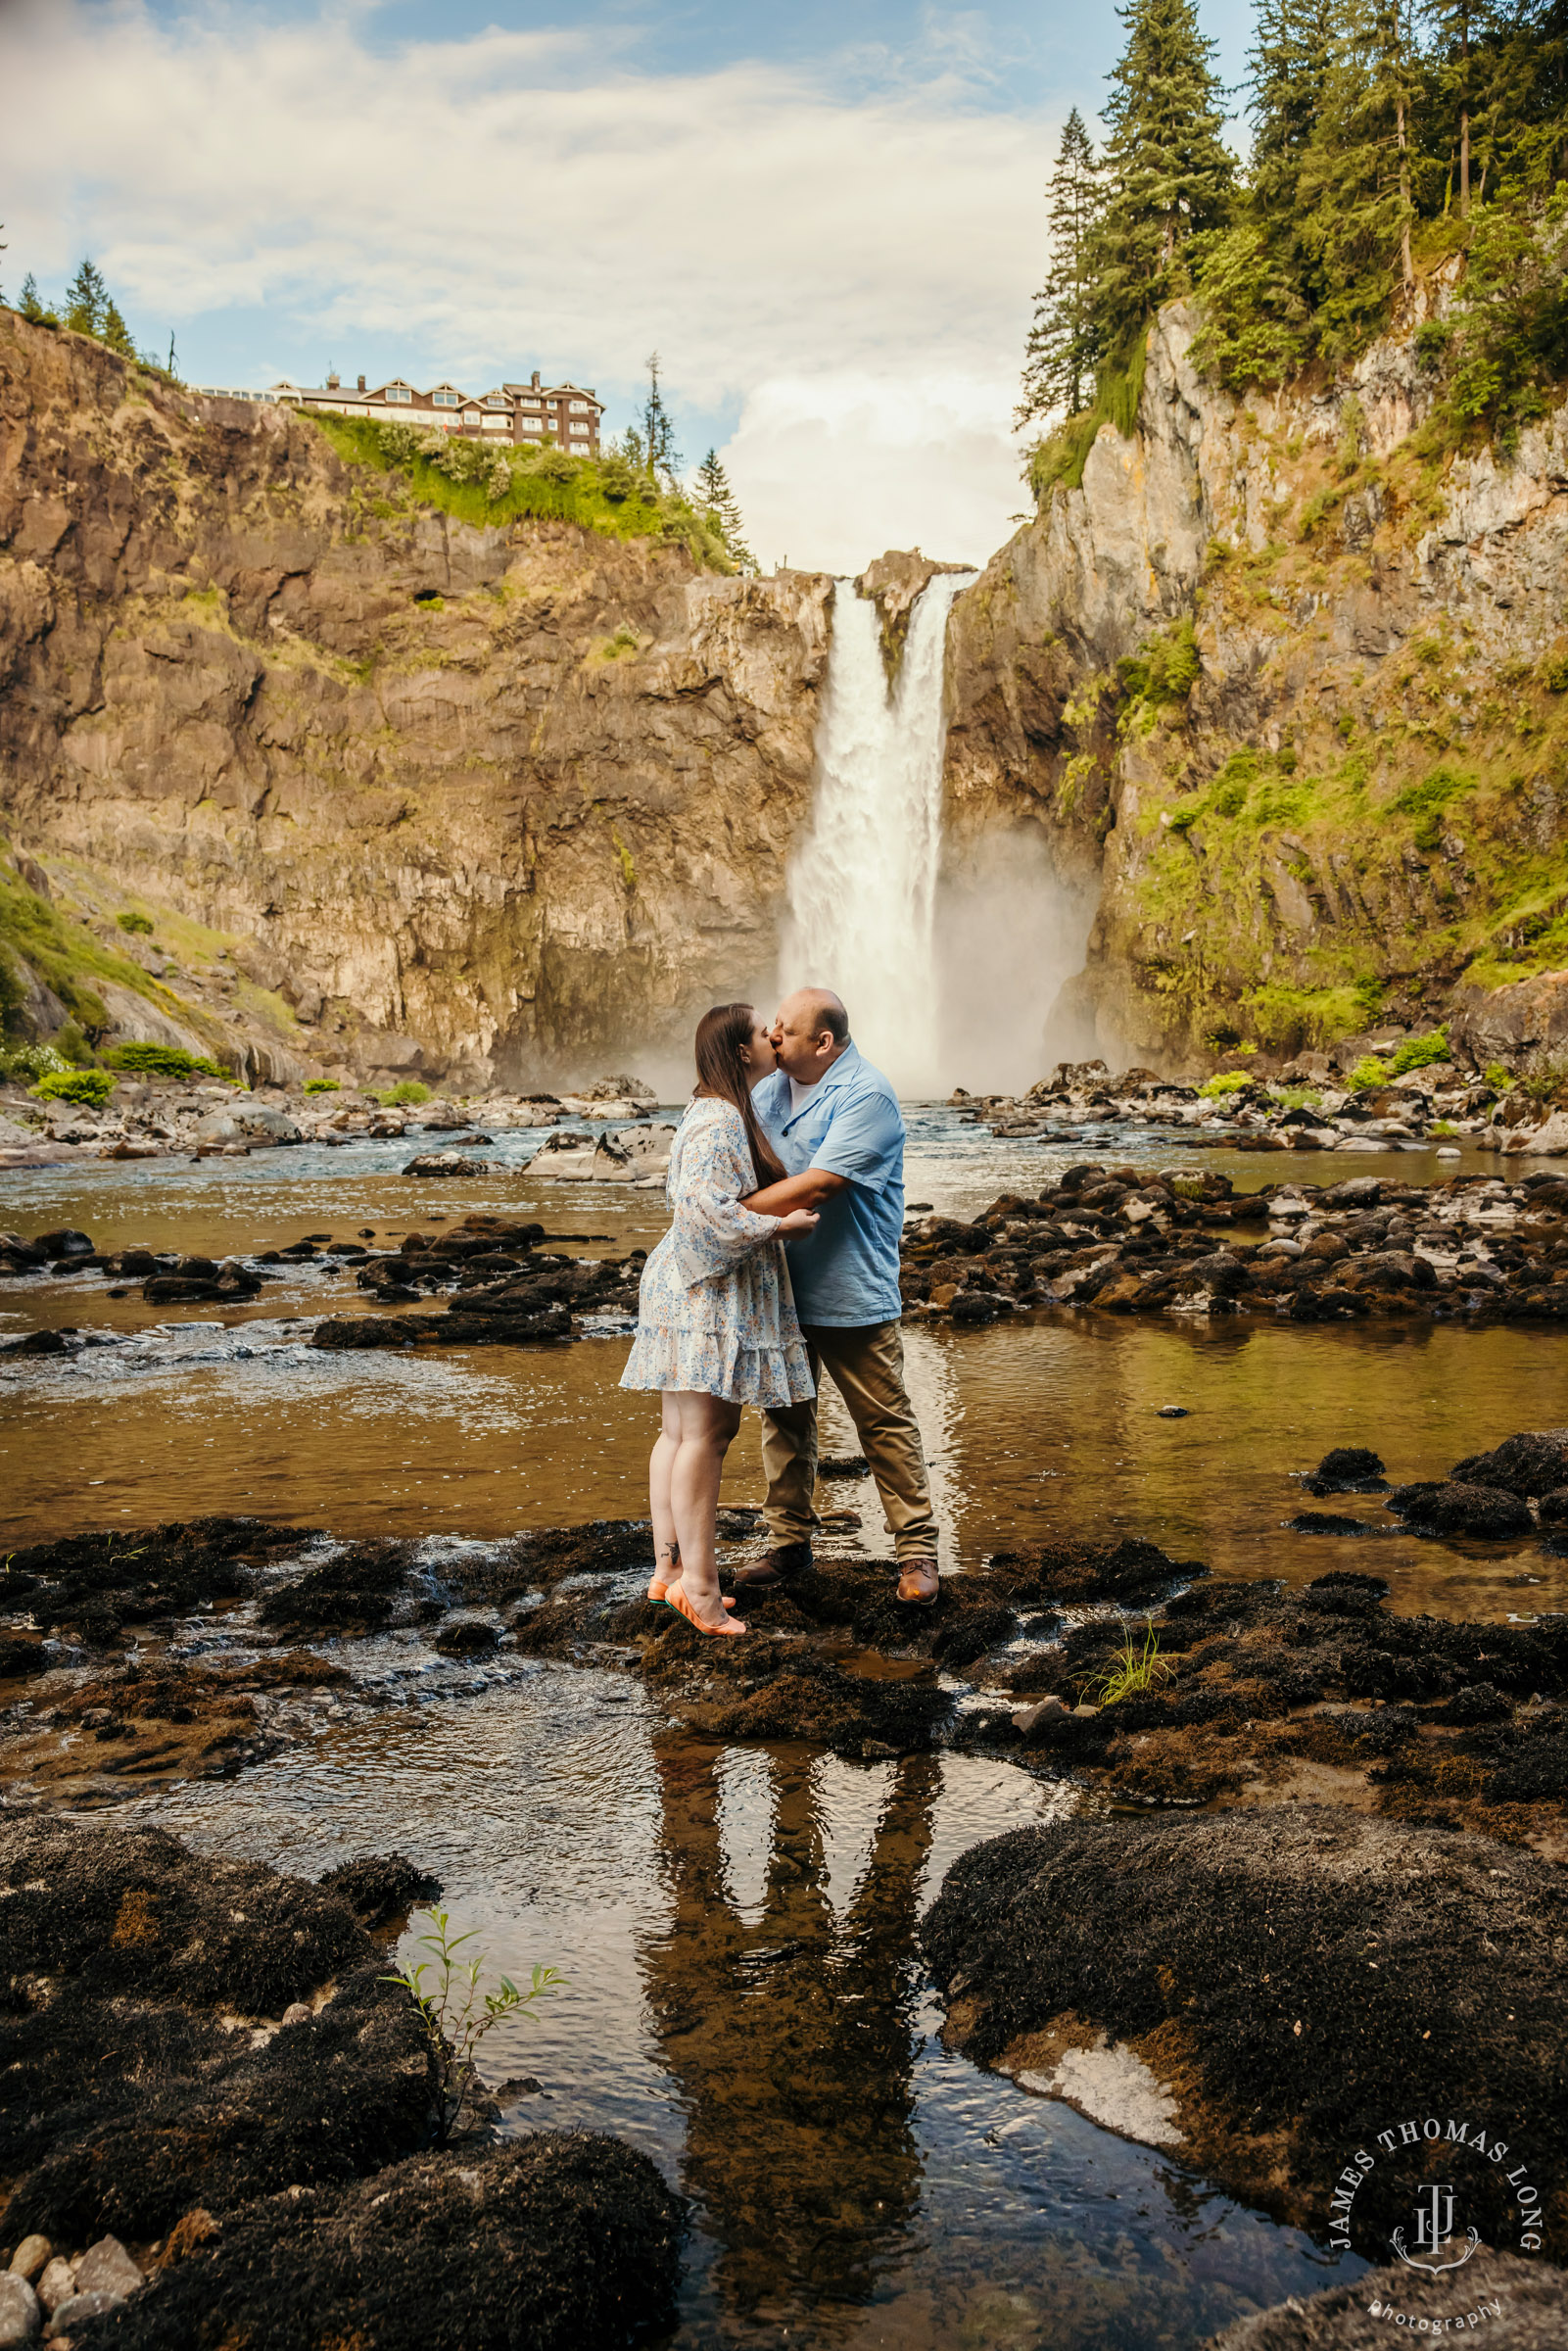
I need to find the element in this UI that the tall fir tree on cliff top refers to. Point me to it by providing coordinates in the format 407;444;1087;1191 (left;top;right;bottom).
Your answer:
693;449;756;572
1019;108;1106;423
1092;0;1236;350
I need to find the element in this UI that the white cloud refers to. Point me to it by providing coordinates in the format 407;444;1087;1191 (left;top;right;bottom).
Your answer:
1;0;1055;570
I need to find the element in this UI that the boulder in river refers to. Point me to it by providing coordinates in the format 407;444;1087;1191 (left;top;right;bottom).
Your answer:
92;2135;686;2351
1205;2253;1568;2349
922;1808;1567;2246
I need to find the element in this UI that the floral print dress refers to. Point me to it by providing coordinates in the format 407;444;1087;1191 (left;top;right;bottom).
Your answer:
620;1097;816;1408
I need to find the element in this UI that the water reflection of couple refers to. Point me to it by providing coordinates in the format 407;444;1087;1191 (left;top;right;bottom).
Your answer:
620;990;938;1632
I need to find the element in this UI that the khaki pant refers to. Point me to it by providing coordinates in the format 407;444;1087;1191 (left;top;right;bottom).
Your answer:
760;1319;936;1563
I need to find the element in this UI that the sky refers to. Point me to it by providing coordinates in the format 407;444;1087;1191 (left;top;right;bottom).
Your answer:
1;0;1255;574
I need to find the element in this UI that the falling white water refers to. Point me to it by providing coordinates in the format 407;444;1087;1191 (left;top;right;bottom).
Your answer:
780;574;973;1095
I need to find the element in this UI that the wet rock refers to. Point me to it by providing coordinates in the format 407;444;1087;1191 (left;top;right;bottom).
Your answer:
35;2262;72;2315
1;1517;318;1638
1386;1480;1535;1537
1;1330;68;1357
0;2274;39;2346
923;1808;1566;2244
1013;1696;1069;1740
88;2134;685;2351
669;1649;947;1757
49;2287;123;2333
983;1534;1203;1607
315;1852;443;1929
434;1618;501;1656
1450;1427;1568;1498
1287;1511;1379;1536
0;1815;433;2246
72;2235;142;2299
1205;2253;1568;2349
259;1540;415;1633
1305;1444;1387;1491
8;2238;50;2284
402;1152;495;1176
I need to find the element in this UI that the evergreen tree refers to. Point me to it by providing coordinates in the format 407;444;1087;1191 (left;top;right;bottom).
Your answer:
63;257;108;339
1091;0;1236;351
1249;0;1339;232
641;352;683;485
19;273;59;327
99;299;137;360
693;448;755;571
1297;0;1425;353
1019;107;1106;423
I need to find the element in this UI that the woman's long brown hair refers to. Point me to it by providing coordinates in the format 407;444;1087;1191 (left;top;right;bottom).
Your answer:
693;1003;786;1186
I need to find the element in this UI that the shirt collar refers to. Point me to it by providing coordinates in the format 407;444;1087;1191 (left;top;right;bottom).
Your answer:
776;1041;860;1120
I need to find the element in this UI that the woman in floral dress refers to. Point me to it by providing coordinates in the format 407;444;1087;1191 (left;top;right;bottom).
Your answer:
621;1004;818;1636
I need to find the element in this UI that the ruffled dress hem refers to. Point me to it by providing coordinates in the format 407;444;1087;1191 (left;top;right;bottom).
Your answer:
620;1322;815;1410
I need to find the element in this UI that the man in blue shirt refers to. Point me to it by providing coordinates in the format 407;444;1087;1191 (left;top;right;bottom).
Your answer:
737;987;939;1604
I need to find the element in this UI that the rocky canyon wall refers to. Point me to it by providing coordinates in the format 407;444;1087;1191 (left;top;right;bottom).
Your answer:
0;311;831;1085
944;300;1568;1074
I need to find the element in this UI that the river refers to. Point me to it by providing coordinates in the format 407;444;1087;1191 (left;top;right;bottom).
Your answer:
5;1105;1565;2347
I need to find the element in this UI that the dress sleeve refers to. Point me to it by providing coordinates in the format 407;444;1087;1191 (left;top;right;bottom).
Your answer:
667;1106;782;1285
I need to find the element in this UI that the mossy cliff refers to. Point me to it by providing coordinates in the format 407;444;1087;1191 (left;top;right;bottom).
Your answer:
0;309;830;1084
945;301;1568;1073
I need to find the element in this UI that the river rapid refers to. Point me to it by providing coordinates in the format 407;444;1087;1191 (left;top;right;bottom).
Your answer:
5;1104;1566;2348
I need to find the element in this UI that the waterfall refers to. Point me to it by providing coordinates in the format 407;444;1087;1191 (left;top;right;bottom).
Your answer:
780;572;973;1096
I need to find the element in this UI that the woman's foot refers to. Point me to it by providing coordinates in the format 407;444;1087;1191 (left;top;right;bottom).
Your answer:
668;1582;746;1636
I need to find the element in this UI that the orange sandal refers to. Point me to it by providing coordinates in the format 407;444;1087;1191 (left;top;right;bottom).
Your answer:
667;1584;747;1637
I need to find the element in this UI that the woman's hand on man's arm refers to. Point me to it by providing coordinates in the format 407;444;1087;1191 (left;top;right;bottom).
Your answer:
743;1168;847;1217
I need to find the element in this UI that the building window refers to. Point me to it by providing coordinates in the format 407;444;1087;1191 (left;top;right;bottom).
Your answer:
568;399;594;413
431;390;460;408
481;414;509;430
568;421;592;437
384;385;412;404
484;395;509;408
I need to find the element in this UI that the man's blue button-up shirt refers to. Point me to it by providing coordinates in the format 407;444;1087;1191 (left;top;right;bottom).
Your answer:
753;1043;906;1327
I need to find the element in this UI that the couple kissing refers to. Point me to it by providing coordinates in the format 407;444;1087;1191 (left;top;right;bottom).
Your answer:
620;989;938;1635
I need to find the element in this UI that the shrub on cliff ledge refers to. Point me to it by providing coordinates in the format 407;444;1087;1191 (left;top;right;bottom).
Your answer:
310;412;733;571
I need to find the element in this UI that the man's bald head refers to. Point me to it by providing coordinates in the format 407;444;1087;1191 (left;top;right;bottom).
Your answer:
770;988;850;1083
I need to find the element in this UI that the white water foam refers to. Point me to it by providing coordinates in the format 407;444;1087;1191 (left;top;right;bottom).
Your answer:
781;572;1097;1095
780;573;972;1095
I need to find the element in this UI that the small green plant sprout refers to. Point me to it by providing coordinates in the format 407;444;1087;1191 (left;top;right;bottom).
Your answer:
1081;1618;1175;1707
386;1909;563;2145
29;1068;115;1109
304;1077;341;1095
1199;1070;1254;1099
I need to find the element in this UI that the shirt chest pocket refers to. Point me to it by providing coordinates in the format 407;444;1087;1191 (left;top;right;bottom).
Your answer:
789;1111;833;1163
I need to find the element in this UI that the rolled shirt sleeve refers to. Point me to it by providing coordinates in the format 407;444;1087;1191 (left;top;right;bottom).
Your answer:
804;1085;904;1194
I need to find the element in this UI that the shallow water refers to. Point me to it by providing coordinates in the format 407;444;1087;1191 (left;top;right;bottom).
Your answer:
7;1104;1563;2345
6;1109;1566;1617
119;1672;1361;2348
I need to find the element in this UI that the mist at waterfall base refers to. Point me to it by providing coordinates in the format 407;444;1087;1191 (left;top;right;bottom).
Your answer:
780;576;1096;1098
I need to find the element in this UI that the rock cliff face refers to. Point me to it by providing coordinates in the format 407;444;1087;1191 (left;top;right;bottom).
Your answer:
0;311;831;1083
944;302;1568;1071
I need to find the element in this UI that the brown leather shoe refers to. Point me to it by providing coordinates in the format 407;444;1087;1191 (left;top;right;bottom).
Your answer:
733;1543;814;1590
896;1559;940;1605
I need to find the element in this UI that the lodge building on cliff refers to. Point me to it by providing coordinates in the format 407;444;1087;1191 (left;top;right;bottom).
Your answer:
195;370;604;453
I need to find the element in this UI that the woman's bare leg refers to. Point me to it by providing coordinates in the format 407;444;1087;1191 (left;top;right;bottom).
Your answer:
667;1390;744;1630
648;1391;682;1592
